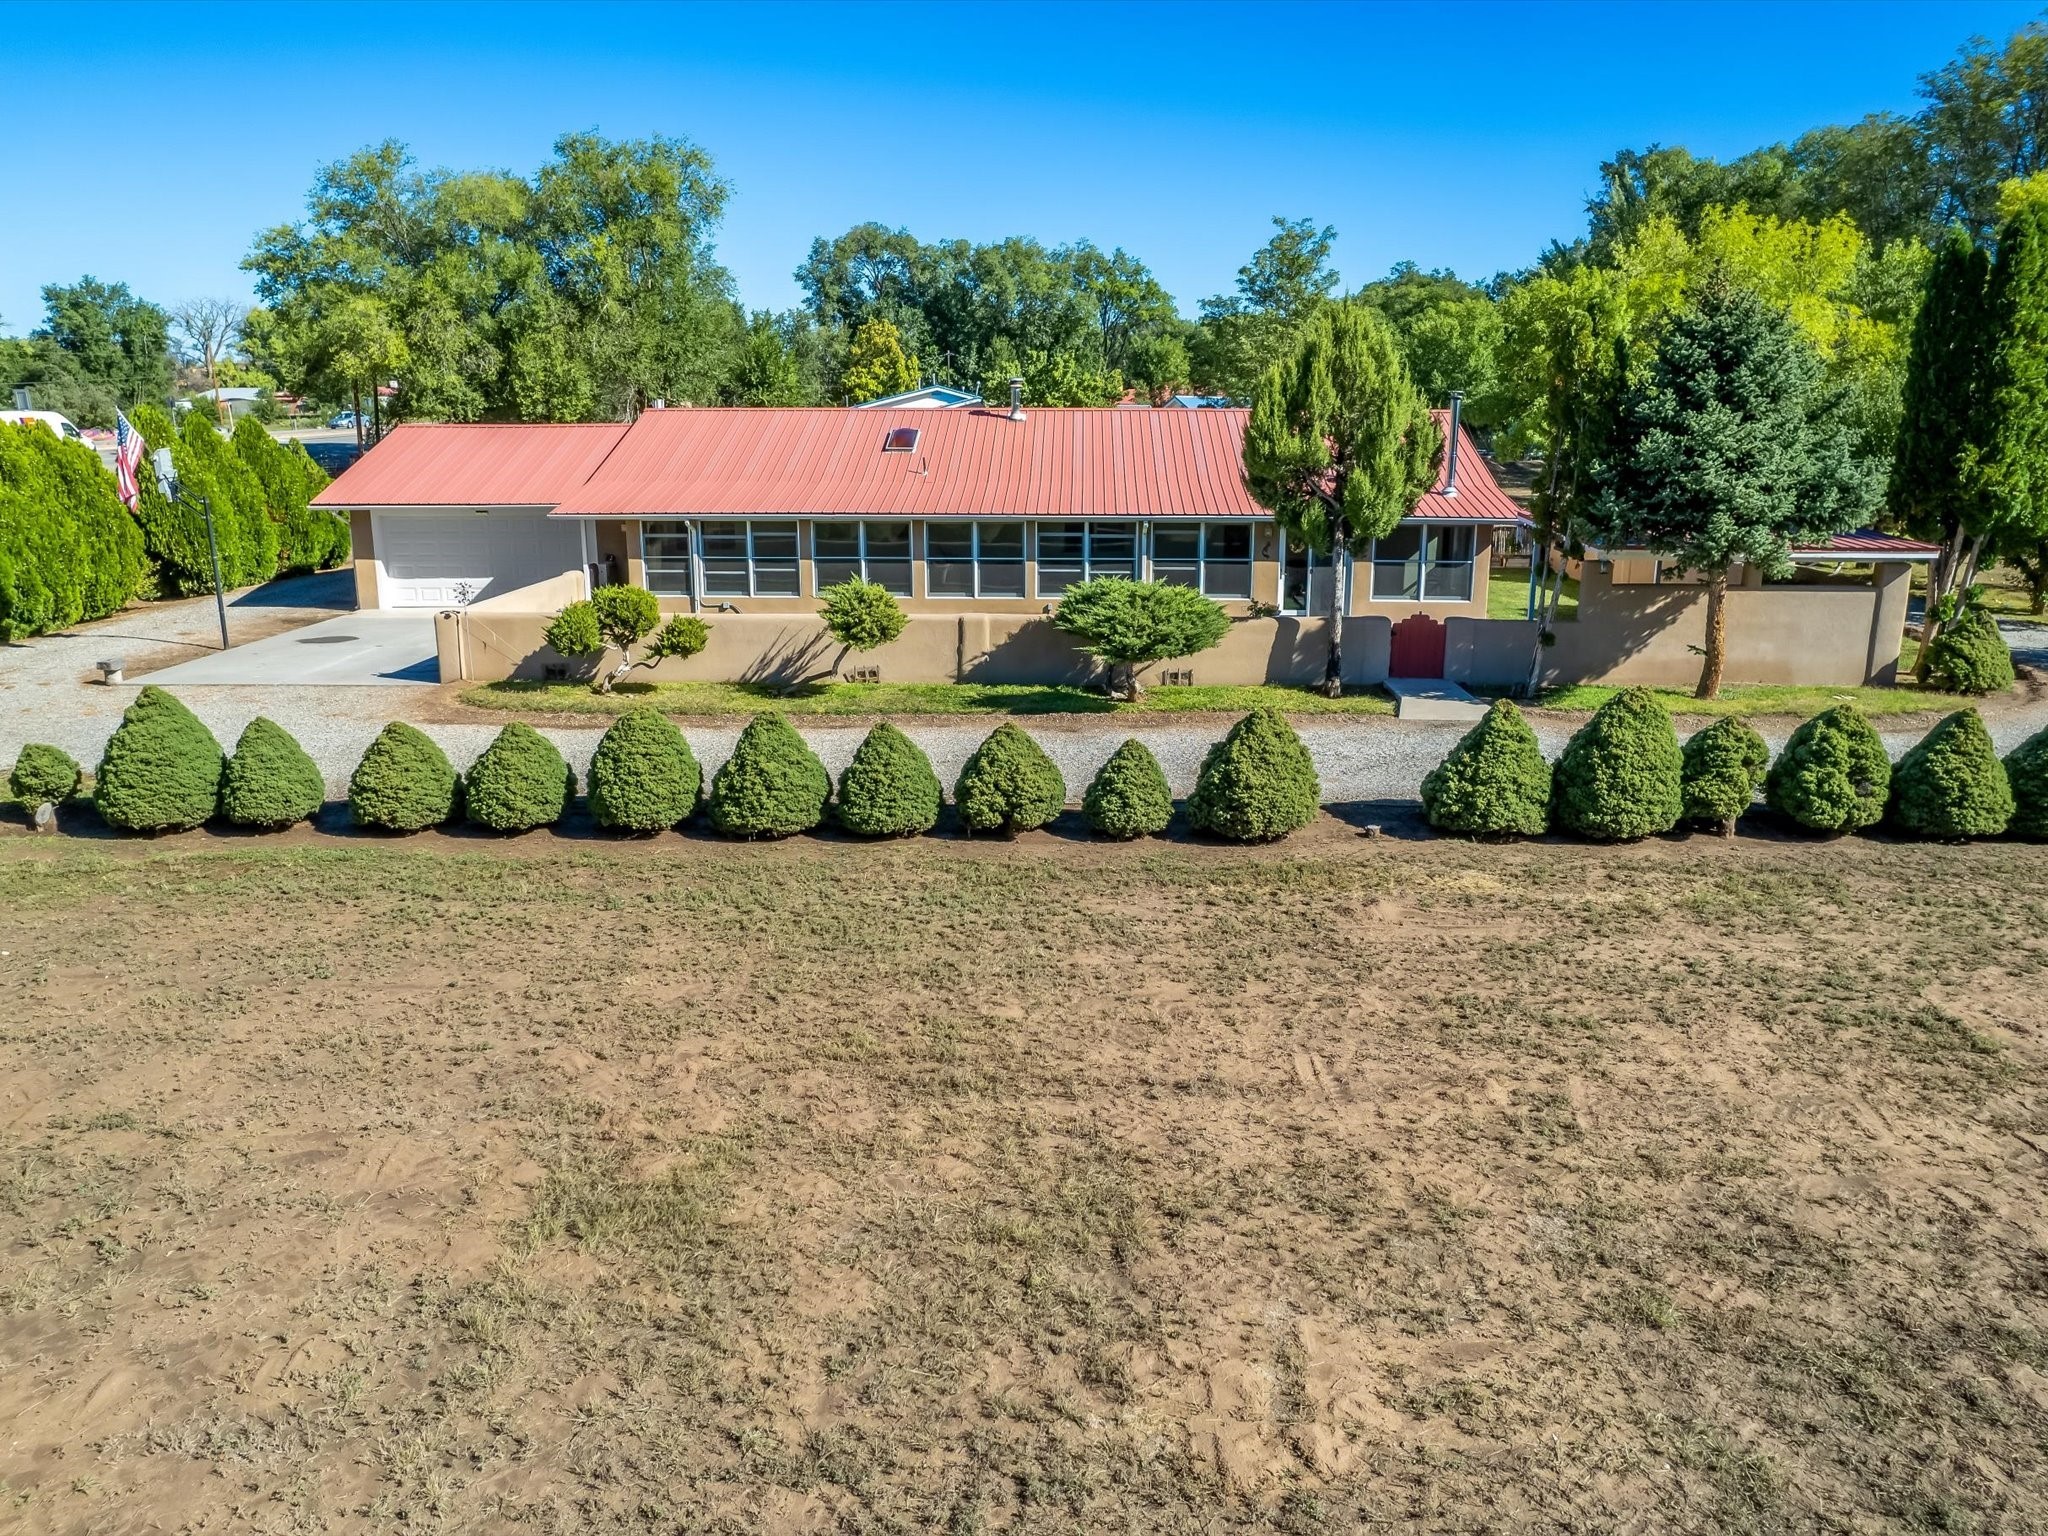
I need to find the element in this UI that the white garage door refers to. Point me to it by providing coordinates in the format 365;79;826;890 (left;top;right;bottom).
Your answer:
374;511;585;608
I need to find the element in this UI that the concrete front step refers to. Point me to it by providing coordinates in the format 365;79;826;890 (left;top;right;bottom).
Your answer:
1384;677;1488;722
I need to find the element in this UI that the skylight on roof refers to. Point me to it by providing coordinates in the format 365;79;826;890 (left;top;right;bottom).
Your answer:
882;426;921;453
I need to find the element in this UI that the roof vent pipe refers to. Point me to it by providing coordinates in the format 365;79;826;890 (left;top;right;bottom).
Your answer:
1442;390;1462;498
650;398;666;411
1008;377;1025;422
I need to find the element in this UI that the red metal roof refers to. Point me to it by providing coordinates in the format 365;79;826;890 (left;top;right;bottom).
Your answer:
1791;530;1940;559
311;423;629;508
1410;410;1523;523
551;407;1270;519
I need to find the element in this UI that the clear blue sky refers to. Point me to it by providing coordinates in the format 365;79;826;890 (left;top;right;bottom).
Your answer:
1;0;2041;334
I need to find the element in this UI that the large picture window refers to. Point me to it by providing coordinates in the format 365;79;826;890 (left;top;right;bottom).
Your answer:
1370;524;1475;602
814;521;913;595
1036;520;1138;596
1152;522;1253;599
641;520;693;596
698;520;799;598
926;521;1027;598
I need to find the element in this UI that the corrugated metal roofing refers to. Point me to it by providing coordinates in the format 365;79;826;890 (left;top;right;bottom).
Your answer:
1792;530;1940;558
311;423;629;509
1411;411;1524;523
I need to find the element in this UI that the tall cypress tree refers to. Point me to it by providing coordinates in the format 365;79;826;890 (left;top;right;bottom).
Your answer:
1968;201;2048;592
1243;304;1440;696
1889;224;1993;674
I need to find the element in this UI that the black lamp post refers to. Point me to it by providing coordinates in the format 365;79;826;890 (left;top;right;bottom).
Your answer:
152;447;230;651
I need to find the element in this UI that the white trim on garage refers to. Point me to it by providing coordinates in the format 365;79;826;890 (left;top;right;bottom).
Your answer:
370;508;588;609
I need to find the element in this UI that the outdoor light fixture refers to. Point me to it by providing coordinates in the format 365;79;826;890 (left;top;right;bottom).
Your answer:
153;446;231;651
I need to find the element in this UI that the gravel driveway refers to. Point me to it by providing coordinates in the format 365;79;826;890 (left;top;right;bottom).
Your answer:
7;581;2048;804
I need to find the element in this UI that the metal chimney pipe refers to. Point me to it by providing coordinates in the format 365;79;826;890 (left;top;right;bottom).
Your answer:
1443;390;1463;498
1008;377;1025;422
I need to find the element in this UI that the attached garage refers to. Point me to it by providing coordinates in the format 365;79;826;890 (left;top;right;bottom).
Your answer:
372;509;586;609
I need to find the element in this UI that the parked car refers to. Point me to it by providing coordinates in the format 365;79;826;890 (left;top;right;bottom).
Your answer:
0;409;91;446
328;410;363;430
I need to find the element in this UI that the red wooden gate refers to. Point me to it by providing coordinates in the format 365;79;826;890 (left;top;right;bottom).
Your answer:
1388;613;1447;678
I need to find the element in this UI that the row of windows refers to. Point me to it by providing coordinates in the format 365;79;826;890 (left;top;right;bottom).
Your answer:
640;520;1475;604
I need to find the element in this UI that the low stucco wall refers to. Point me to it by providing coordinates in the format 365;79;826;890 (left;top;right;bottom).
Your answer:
438;610;1396;688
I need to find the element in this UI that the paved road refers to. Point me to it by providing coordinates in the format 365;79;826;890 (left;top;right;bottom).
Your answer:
7;582;2048;803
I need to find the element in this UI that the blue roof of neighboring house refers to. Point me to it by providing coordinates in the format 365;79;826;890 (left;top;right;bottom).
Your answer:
1167;394;1234;408
853;384;982;409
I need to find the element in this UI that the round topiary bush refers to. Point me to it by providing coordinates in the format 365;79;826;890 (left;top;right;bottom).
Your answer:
954;722;1067;836
465;723;574;832
1887;709;2013;840
707;713;831;838
2005;725;2048;840
349;721;461;832
835;723;941;837
1187;708;1319;842
1419;698;1550;838
94;685;224;832
1679;716;1771;835
588;708;700;832
1765;703;1890;834
221;717;326;829
1083;738;1175;839
1925;608;2016;696
10;743;80;807
1550;687;1683;841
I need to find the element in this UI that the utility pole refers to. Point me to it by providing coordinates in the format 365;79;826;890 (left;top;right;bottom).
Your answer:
152;448;230;651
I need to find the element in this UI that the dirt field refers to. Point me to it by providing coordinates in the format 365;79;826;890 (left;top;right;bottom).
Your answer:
2;821;2045;1533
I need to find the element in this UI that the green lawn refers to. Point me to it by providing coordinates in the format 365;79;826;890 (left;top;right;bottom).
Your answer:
462;678;1396;717
1916;560;2044;620
1488;569;1580;622
1525;680;1985;717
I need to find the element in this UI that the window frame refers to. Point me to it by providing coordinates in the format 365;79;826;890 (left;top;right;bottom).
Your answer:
1033;519;1140;597
693;518;802;600
812;519;914;596
640;518;695;598
1149;520;1255;600
1277;529;1327;616
1368;522;1476;604
924;519;1029;600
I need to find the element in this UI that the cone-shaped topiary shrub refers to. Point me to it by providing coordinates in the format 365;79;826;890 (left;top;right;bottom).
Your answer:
1550;687;1683;841
707;713;830;838
1887;709;2013;839
1925;608;2016;696
1187;708;1319;842
10;743;80;807
1679;716;1770;835
94;686;224;832
465;723;574;832
221;717;325;829
349;721;460;832
588;708;699;832
1419;698;1550;837
2006;725;2048;840
954;722;1067;836
1765;704;1890;833
1083;738;1175;839
835;723;941;837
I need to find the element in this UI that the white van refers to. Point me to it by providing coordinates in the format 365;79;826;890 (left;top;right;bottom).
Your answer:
0;409;92;446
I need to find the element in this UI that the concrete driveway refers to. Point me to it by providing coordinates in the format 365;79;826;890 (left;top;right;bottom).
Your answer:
144;613;439;686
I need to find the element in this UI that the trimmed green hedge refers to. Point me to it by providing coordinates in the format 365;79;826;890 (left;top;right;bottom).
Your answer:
1188;708;1319;842
1551;687;1683;841
836;723;942;837
955;722;1066;836
0;420;147;638
10;743;81;807
465;723;574;832
1420;698;1550;838
708;713;830;838
1888;709;2013;839
349;722;461;831
221;717;326;829
588;708;700;832
95;686;224;832
1925;608;2015;696
1765;704;1890;833
1083;738;1175;839
232;416;348;575
2006;725;2048;840
1680;717;1771;834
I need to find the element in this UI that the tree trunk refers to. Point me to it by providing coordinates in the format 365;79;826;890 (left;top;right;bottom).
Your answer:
351;381;364;452
1523;539;1565;698
1106;660;1139;701
1915;525;1968;682
1695;570;1729;700
1322;519;1346;699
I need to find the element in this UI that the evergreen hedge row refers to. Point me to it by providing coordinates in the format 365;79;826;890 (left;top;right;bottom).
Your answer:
0;420;148;638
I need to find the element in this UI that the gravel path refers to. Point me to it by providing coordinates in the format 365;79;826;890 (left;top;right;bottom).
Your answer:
8;580;2048;804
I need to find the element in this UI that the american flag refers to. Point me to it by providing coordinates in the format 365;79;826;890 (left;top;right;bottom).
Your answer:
114;411;145;511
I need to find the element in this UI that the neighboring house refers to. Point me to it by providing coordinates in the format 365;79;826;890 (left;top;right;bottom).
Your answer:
851;384;982;409
182;387;266;418
1165;394;1234;408
312;404;1931;690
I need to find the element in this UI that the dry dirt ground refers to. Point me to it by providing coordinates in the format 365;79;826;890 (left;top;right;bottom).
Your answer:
1;820;2046;1534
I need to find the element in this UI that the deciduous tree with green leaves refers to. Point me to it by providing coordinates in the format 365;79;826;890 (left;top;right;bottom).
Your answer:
1589;281;1879;698
839;318;918;403
1243;305;1441;697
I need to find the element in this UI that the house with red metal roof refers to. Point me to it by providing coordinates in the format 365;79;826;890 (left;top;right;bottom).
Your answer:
312;401;1936;691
